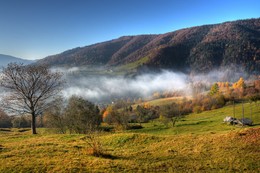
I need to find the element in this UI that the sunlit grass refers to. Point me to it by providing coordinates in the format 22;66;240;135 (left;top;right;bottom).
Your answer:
0;102;259;172
1;128;259;172
133;96;184;108
130;102;260;135
116;56;149;71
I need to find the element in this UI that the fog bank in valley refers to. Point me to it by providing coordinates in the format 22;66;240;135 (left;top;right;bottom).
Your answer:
54;65;247;103
62;70;188;103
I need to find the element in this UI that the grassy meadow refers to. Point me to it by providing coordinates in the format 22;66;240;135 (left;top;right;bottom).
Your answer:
132;96;184;108
0;102;259;172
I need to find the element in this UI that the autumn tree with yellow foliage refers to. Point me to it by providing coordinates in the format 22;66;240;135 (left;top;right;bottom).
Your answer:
233;77;246;89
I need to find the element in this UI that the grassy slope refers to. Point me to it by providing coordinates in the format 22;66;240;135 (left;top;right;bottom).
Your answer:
0;102;259;172
131;102;260;135
63;56;149;76
132;96;183;108
112;56;149;75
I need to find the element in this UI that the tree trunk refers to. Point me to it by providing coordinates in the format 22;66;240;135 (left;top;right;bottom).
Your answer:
31;112;37;134
233;101;235;118
171;118;176;127
242;101;244;119
242;101;244;126
250;102;252;120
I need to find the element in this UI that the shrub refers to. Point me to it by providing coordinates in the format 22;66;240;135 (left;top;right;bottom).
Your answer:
0;110;12;128
193;106;202;114
84;134;104;157
12;116;31;128
81;133;113;158
159;103;184;127
43;98;66;133
103;106;129;130
65;96;102;134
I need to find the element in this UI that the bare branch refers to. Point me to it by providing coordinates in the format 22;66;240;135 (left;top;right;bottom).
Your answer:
0;63;64;134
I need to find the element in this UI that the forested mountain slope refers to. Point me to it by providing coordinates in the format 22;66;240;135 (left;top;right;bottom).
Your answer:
38;18;260;74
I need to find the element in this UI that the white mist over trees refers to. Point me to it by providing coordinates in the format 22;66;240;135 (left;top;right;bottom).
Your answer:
62;70;188;102
59;66;248;103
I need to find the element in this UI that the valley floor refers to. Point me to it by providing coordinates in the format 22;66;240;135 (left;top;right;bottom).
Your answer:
0;103;259;172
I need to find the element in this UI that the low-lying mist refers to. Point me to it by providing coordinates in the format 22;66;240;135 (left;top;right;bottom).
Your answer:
62;70;188;103
55;65;248;104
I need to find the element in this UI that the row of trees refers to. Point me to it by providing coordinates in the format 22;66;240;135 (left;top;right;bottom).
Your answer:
102;99;195;129
0;96;103;133
192;77;260;114
44;96;102;134
0;110;12;128
0;112;32;128
210;77;260;101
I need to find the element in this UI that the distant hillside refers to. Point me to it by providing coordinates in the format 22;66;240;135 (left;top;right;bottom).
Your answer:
0;54;33;67
38;18;260;74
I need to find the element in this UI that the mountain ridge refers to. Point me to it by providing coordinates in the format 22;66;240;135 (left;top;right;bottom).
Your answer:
0;54;34;67
38;18;260;74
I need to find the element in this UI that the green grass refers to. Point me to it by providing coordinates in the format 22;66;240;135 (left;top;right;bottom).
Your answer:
0;102;259;172
64;57;150;76
115;56;149;73
130;102;260;135
132;96;184;108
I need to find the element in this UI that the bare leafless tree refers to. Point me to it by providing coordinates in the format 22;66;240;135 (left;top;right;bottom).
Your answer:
0;63;64;134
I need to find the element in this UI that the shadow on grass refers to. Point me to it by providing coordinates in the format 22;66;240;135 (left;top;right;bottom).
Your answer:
0;128;11;132
94;153;120;160
176;121;213;127
0;144;4;150
18;129;31;132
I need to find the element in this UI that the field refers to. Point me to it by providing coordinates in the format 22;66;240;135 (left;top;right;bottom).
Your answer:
0;102;259;172
132;96;184;108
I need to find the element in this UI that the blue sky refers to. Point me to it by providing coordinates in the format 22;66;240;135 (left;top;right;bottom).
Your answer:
0;0;259;60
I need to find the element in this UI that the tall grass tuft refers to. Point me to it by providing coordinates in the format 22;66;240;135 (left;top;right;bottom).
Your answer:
82;132;115;159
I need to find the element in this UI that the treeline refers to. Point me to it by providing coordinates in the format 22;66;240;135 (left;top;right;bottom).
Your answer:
44;96;101;134
1;78;259;132
102;98;195;129
0;96;102;133
191;78;260;113
0;111;32;129
0;96;191;131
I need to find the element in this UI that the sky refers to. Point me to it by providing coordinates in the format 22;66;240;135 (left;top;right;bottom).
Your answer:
0;0;259;60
